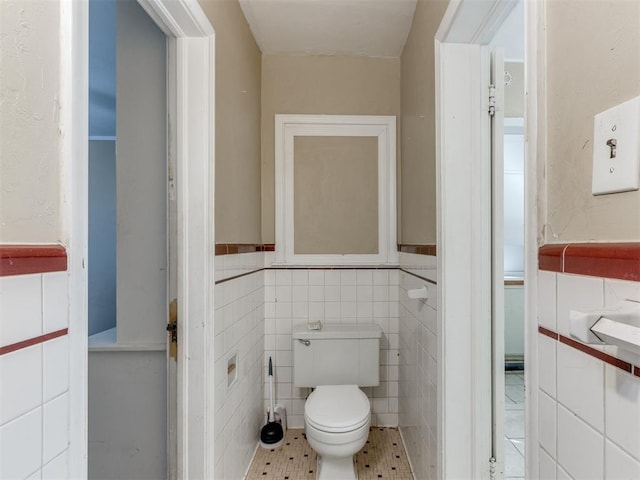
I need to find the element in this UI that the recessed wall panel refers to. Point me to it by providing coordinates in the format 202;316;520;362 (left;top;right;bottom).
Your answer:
293;136;378;255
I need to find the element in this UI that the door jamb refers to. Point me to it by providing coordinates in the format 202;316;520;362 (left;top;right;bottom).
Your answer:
524;1;544;478
65;0;216;477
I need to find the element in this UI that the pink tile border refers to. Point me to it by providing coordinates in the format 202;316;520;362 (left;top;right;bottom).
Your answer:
538;243;640;282
0;245;67;277
538;325;634;374
0;328;68;356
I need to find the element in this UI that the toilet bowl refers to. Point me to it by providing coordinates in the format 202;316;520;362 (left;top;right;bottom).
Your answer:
304;385;371;480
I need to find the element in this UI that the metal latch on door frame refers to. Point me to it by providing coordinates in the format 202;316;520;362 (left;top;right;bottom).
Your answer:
167;298;178;359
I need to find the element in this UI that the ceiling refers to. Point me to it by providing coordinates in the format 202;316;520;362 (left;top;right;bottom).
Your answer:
238;0;418;57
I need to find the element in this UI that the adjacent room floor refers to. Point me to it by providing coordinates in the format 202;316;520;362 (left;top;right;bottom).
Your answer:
246;427;413;480
505;370;525;480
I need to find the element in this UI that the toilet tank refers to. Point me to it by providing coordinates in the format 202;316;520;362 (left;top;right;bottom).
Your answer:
292;324;382;388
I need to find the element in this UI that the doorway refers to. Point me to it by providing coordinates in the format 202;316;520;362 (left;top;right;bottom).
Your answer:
65;0;216;476
87;0;169;478
434;0;527;478
492;2;526;478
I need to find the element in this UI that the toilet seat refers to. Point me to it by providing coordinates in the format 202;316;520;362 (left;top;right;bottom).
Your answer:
305;385;370;434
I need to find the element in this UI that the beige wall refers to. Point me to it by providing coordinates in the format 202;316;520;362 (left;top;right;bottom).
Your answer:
198;0;262;243
400;0;449;245
0;1;62;243
294;136;378;254
261;54;401;243
544;0;640;243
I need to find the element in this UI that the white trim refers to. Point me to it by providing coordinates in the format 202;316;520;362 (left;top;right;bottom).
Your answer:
436;0;518;45
435;1;521;478
524;0;544;478
490;48;506;479
274;114;397;265
435;40;493;479
67;0;215;477
176;34;216;479
137;0;214;37
62;0;89;476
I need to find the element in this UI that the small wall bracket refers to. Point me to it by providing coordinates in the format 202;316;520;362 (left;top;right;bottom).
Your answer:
570;300;640;355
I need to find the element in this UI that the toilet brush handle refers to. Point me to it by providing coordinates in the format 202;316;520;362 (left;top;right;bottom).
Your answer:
268;357;275;423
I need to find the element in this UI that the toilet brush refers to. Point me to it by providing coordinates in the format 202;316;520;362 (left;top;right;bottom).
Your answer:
259;357;284;448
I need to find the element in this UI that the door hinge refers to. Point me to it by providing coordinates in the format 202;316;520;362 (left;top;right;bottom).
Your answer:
489;456;497;480
167;298;178;360
488;84;496;117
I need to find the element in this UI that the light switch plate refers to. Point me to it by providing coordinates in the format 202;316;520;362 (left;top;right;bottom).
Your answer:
592;96;640;195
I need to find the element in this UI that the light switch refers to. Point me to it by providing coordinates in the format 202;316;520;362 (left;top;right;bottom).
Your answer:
592;96;640;195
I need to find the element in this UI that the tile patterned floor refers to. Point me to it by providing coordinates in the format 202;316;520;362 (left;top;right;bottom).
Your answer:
505;371;525;480
245;427;413;480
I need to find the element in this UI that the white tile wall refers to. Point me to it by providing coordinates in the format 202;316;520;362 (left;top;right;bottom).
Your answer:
43;393;69;464
538;334;557;397
398;252;437;480
42;451;69;480
0;344;43;424
605;439;640;479
264;267;401;429
537;271;640;479
539;446;557;480
42;272;69;333
0;407;43;479
557;465;572;480
0;271;70;480
43;336;69;402
214;251;264;283
0;274;43;346
537;270;557;331
213;253;264;480
557;403;604;479
556;273;603;338
604;365;640;460
556;342;604;431
538;390;557;458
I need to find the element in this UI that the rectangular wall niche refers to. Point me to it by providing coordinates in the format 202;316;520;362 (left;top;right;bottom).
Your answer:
294;136;378;255
275;115;397;265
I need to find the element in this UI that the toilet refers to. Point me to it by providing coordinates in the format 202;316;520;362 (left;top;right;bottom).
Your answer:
292;323;382;480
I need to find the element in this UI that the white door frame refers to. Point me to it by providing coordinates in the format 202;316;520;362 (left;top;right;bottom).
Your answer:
524;1;544;478
435;0;528;478
64;0;216;477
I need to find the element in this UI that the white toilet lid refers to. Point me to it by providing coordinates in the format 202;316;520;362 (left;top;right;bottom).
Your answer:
305;385;370;433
